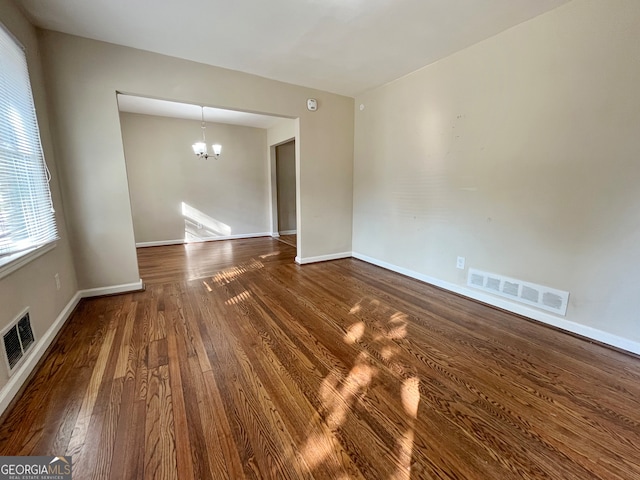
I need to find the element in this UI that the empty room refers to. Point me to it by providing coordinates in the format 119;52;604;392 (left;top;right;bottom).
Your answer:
0;0;639;478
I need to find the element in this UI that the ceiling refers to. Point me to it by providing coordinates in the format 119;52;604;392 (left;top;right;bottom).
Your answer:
117;95;290;129
17;0;570;97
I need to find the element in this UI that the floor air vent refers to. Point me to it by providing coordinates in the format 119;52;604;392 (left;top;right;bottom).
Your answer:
2;309;35;374
468;269;569;316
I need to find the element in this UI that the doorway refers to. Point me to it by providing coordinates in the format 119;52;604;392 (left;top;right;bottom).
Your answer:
275;140;296;248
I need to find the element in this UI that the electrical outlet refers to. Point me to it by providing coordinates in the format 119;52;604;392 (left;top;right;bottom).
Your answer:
456;257;465;269
54;273;60;290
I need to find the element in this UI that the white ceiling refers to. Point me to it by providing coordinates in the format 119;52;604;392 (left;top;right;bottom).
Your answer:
17;0;570;97
117;95;289;129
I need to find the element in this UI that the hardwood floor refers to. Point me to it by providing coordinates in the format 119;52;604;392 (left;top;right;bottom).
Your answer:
276;234;296;248
1;237;639;479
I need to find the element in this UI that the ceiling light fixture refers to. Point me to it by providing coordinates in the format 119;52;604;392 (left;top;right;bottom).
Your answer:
192;106;222;159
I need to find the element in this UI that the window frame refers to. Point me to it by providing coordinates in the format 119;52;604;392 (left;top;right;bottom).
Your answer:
0;23;58;280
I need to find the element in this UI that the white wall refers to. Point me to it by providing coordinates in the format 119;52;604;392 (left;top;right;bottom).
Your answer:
353;0;640;347
0;0;78;397
120;112;270;244
39;31;354;289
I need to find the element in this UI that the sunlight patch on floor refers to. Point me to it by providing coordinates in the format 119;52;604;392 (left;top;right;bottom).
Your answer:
344;321;365;344
211;258;264;285
380;344;398;360
387;312;408;340
391;376;421;480
225;290;251;305
319;352;375;431
315;298;422;478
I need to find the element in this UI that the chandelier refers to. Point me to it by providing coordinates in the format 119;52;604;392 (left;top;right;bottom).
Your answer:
192;106;222;159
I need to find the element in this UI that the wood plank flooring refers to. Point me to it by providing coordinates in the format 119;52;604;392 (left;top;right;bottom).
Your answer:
1;237;640;479
277;234;296;248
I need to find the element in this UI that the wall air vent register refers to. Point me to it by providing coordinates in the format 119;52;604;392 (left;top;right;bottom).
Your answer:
467;269;569;316
2;309;35;375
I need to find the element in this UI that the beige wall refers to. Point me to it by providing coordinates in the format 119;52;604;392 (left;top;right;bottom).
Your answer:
267;118;296;147
39;32;354;288
276;141;297;233
120;113;270;244
353;0;640;343
0;0;78;390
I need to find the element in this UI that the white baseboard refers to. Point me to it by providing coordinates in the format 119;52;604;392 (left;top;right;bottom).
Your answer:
352;252;640;356
136;239;184;248
136;233;272;248
0;291;81;416
79;279;144;298
271;233;281;238
279;230;296;235
188;233;272;242
296;251;352;265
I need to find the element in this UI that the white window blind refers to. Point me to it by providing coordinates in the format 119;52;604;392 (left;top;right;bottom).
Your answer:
0;24;58;260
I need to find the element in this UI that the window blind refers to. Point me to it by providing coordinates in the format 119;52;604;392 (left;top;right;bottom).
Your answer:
0;24;58;259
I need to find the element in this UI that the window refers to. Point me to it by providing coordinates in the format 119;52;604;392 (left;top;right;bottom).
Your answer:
0;24;58;272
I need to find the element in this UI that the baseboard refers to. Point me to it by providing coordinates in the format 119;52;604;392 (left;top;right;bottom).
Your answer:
136;239;184;248
279;230;296;235
0;292;81;416
190;233;272;242
136;233;272;248
271;233;281;238
79;279;144;298
352;252;640;356
295;251;352;265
